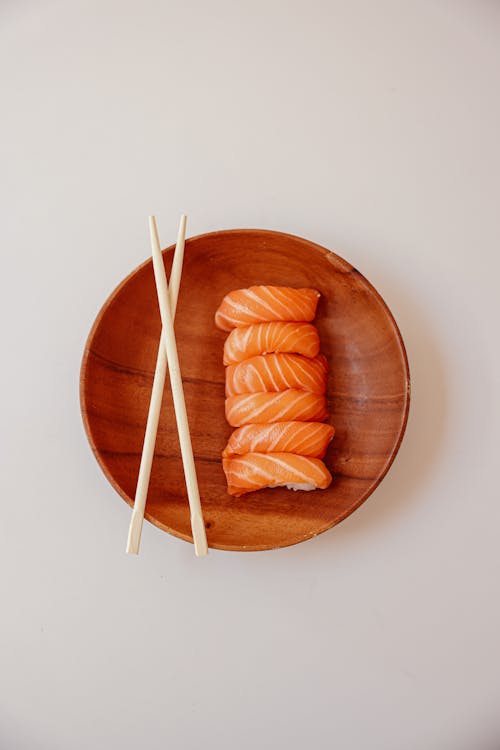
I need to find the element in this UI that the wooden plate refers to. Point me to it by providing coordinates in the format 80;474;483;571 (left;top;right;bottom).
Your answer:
80;229;410;551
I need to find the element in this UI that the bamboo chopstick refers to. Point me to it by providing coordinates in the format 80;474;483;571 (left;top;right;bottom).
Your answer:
126;215;188;555
148;216;208;556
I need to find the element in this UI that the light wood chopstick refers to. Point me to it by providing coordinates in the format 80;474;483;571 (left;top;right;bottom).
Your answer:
148;215;208;557
126;215;188;555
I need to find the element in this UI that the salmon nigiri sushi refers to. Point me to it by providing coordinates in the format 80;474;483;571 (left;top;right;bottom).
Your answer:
223;322;320;365
225;389;328;427
225;352;328;397
223;452;333;496
223;422;335;458
215;285;320;331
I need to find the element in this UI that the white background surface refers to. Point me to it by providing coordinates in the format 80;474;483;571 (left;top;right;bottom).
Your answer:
1;1;499;748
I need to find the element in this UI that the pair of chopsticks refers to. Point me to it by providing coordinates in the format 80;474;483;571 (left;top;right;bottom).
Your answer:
126;215;208;557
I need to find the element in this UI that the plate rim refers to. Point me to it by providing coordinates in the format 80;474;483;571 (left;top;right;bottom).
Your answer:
80;227;411;551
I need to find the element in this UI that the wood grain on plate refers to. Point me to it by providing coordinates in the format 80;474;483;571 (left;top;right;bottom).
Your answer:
80;229;410;551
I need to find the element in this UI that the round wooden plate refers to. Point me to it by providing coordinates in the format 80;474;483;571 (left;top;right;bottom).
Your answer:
80;229;410;551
